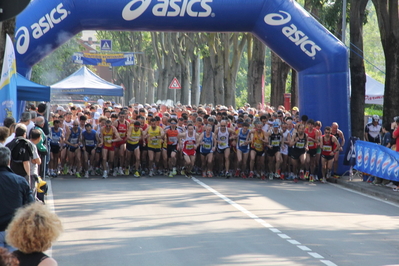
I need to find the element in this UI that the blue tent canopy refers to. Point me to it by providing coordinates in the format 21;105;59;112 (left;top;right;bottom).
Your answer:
17;73;51;101
50;66;123;96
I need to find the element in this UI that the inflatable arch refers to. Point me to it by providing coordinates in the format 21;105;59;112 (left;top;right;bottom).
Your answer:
16;0;351;160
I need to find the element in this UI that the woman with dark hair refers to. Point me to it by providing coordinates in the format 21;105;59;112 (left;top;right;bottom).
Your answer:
6;203;63;266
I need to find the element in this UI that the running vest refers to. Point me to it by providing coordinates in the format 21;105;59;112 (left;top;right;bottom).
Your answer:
321;135;336;156
251;130;265;151
50;127;63;146
217;129;229;149
237;128;249;151
127;127;141;145
200;132;213;153
117;120;128;139
102;127;114;148
82;130;97;147
293;132;307;150
269;131;282;149
182;132;196;152
305;128;317;149
166;128;179;145
68;127;80;145
147;126;162;149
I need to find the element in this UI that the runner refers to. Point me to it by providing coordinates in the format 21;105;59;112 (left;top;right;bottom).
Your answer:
178;124;197;178
126;121;143;177
214;120;235;178
113;111;130;176
267;122;283;180
249;121;268;179
81;123;99;178
304;119;319;182
280;122;291;180
331;122;345;177
289;123;308;183
164;118;182;177
49;120;64;177
99;120;122;178
64;121;82;178
198;124;216;178
320;126;340;183
143;118;164;177
234;122;250;178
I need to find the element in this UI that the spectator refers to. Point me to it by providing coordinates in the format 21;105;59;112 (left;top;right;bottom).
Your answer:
0;146;34;251
33;117;48;178
6;202;63;266
3;117;15;129
36;103;49;136
0;247;19;266
4;124;16;146
19;112;32;136
0;127;9;147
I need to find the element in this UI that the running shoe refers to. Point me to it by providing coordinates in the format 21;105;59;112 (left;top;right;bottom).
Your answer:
113;170;117;177
103;170;108;179
299;170;304;180
274;172;280;179
268;173;273;180
149;170;154;177
186;171;192;179
226;172;231;179
304;171;309;179
134;171;140;178
207;171;213;178
248;172;254;179
309;175;314;182
241;172;247;179
84;171;89;178
172;168;177;176
202;172;207;178
76;172;81;178
169;172;174;178
125;168;130;176
96;168;102;176
293;176;298;183
280;173;285;180
119;167;124;175
234;169;240;177
181;169;185;176
321;177;327;183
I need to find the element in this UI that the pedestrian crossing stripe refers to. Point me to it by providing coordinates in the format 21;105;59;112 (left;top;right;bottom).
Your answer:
169;77;181;89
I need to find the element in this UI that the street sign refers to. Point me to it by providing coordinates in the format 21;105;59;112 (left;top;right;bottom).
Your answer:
100;40;112;51
169;77;181;89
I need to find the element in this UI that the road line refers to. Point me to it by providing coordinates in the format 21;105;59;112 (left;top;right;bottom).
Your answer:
192;177;337;265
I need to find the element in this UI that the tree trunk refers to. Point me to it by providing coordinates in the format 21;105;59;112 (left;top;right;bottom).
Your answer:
372;0;399;126
290;69;298;109
191;53;200;106
201;56;215;105
270;52;290;108
247;36;266;107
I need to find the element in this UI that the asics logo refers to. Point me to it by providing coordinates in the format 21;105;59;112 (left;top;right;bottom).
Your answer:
122;0;213;21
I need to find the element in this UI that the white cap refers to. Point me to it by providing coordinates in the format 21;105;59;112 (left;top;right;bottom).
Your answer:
97;108;103;114
150;108;157;113
57;106;66;112
137;104;144;108
114;104;122;108
94;112;100;120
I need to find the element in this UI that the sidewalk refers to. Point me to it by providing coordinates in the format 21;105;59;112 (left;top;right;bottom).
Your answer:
332;175;399;205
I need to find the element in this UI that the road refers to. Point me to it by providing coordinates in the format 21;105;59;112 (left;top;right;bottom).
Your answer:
49;175;399;266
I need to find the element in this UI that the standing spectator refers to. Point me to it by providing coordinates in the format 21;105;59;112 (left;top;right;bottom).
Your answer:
36;103;49;136
0;146;34;251
6;202;62;266
365;115;381;144
392;117;399;151
19;112;32;136
0;247;19;266
6;124;34;181
0;127;9;147
33;117;48;178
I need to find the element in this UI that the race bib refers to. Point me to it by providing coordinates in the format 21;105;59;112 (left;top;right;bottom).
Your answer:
254;142;263;149
186;143;194;150
70;138;78;144
104;136;112;142
271;140;280;146
323;145;332;152
296;142;305;149
151;139;159;146
239;140;246;146
169;137;178;143
203;143;212;149
85;140;95;146
308;141;314;146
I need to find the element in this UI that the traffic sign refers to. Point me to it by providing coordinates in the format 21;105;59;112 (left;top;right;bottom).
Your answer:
100;40;112;51
169;77;181;89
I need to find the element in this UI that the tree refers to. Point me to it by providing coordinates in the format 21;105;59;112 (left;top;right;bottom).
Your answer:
349;0;368;139
247;35;266;107
371;0;399;126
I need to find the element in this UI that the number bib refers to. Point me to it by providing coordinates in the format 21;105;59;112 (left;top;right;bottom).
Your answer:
323;145;332;152
272;140;280;147
70;138;78;144
85;140;95;146
296;142;305;149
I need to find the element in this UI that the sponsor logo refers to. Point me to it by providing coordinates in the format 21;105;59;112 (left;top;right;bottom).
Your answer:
376;152;384;172
382;157;391;174
394;165;399;178
122;0;213;21
264;11;321;58
356;147;363;167
364;148;370;169
388;160;398;176
16;3;69;54
370;150;377;171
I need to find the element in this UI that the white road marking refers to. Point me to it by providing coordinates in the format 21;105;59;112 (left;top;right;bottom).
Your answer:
192;177;338;265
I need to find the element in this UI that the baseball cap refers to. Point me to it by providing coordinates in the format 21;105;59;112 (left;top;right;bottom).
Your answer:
57;106;66;112
292;106;299;111
150;108;157;113
273;122;279;128
94;112;100;119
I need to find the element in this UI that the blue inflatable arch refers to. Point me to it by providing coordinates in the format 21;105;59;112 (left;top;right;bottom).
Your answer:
16;0;350;145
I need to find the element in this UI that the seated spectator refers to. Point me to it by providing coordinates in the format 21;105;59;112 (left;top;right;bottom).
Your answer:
6;202;63;266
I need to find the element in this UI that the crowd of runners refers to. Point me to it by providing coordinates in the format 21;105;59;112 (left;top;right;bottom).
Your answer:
41;100;345;183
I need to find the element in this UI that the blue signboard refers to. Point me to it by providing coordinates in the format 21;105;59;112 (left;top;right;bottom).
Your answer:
100;39;112;51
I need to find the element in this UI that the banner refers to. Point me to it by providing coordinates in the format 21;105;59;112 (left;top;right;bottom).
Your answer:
0;34;18;126
72;52;135;67
355;140;399;182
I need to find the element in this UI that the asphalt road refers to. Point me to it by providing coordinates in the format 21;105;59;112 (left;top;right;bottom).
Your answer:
49;175;399;266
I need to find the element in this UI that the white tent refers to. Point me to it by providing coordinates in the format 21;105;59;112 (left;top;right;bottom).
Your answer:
365;74;384;105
